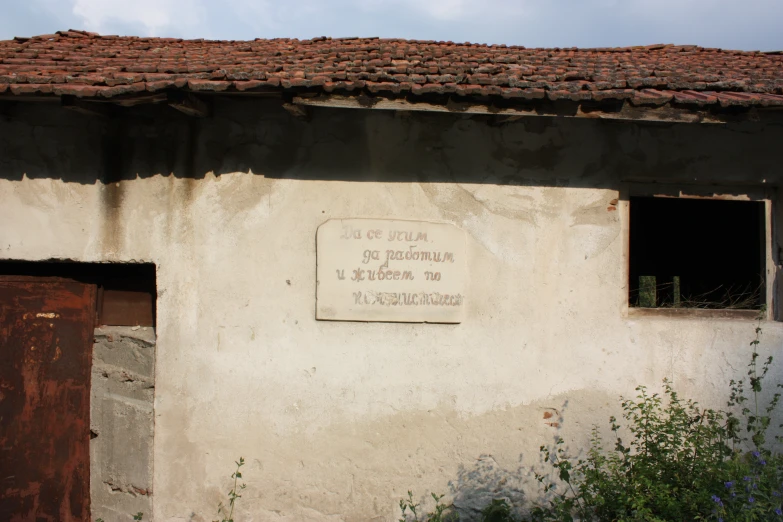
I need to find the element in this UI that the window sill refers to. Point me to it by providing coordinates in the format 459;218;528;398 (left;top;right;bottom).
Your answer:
628;307;763;320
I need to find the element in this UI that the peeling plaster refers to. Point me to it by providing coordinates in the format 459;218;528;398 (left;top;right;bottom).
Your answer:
1;98;783;520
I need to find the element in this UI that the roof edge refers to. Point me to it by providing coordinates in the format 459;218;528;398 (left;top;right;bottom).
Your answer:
4;30;782;54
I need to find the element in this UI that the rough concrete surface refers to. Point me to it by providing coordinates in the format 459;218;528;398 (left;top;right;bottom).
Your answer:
91;326;155;521
1;98;783;521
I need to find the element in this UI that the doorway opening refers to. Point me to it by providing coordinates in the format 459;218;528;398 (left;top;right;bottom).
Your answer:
0;261;156;521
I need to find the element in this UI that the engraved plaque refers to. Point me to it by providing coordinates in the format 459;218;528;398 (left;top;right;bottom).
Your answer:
316;219;467;323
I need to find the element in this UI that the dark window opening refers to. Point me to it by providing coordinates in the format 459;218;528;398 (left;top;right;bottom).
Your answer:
0;261;156;326
629;196;765;310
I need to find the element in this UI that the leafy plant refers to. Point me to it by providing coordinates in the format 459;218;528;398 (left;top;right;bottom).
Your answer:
528;316;783;522
726;316;782;449
95;511;143;521
710;316;783;521
215;457;247;522
530;381;732;521
399;491;458;522
95;459;247;522
710;451;783;521
481;498;514;522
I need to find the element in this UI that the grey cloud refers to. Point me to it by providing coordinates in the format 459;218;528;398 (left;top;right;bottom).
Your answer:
3;0;781;51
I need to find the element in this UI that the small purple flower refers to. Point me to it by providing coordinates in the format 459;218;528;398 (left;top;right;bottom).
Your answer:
725;481;734;489
752;451;761;458
761;460;767;466
776;507;783;516
774;491;781;497
748;496;755;504
744;476;752;481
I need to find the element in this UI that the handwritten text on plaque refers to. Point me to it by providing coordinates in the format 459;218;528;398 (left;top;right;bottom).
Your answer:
316;219;467;323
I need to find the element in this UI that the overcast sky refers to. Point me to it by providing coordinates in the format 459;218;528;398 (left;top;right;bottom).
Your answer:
3;0;782;51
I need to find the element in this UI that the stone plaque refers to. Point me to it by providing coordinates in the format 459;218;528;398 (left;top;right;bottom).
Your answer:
316;219;467;323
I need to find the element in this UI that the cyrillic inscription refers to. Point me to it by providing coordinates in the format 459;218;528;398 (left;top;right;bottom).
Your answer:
316;219;467;323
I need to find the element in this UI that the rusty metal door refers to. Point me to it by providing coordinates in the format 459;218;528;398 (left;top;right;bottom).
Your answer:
0;278;96;522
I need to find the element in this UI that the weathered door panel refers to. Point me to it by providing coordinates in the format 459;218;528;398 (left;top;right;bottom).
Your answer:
0;279;95;522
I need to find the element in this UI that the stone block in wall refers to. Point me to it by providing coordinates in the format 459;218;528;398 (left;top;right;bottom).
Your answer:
90;327;155;521
94;326;155;378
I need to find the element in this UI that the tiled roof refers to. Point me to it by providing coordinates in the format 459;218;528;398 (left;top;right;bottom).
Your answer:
1;29;783;108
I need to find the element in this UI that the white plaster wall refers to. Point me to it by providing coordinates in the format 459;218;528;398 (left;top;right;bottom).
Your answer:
1;100;783;521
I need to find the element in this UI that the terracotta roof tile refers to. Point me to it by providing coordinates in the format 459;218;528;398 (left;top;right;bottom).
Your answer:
1;30;782;108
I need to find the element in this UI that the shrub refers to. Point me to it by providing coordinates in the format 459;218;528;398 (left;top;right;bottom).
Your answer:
403;318;783;521
528;317;783;522
398;492;517;521
399;491;458;522
482;498;514;522
712;451;783;521
529;382;732;521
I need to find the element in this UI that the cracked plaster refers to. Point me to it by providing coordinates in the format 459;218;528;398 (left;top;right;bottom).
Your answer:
1;98;783;520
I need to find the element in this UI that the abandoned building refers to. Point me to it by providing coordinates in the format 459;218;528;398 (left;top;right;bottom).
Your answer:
1;29;783;521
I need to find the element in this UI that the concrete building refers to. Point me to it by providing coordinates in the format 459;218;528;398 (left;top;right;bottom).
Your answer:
1;30;783;521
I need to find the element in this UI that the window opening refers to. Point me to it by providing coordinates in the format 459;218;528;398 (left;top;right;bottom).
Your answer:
629;196;765;310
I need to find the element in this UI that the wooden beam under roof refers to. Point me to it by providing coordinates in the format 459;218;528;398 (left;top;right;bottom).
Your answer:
167;92;210;117
61;95;113;117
